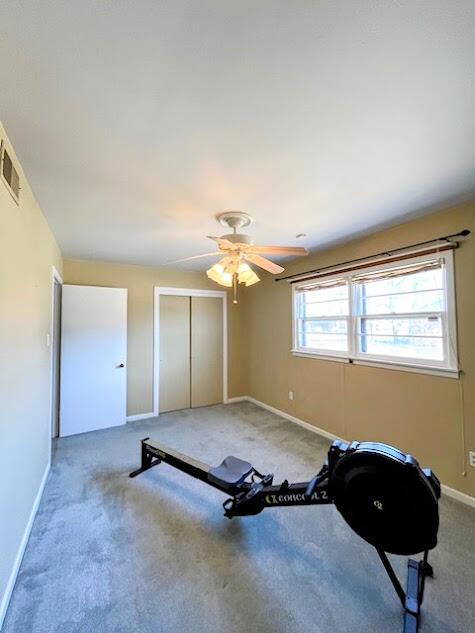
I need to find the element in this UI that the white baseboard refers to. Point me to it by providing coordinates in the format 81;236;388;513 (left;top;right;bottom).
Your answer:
126;412;156;422
129;399;249;418
0;460;51;630
441;484;475;508
233;395;475;509
245;396;345;443
224;396;248;404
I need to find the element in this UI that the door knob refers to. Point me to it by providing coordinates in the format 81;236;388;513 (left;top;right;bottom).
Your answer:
117;363;125;368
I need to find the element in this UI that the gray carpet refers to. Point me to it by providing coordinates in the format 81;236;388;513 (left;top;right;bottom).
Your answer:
3;402;475;633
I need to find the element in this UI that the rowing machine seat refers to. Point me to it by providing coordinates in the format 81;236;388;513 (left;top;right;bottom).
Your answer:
208;456;253;489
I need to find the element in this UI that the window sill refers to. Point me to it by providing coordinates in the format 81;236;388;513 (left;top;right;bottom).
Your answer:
291;350;349;363
291;349;460;379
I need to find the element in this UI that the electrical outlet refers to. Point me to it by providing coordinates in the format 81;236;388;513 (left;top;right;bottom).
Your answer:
469;451;475;468
289;391;294;401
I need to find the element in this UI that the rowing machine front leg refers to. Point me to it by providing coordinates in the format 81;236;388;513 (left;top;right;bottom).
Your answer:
403;551;433;633
377;548;433;633
129;437;161;478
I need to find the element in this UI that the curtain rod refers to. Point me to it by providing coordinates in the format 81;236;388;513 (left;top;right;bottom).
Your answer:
275;229;470;283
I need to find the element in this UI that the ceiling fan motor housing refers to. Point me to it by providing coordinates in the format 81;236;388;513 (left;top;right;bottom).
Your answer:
217;210;253;230
221;233;253;245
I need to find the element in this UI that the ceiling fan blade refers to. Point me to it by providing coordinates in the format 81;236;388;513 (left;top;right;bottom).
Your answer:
206;235;237;250
164;251;220;265
245;254;284;274
249;246;308;256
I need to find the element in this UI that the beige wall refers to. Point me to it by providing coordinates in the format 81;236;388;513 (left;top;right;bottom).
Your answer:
0;123;62;618
62;203;475;500
63;259;248;416
245;201;475;497
1;119;474;632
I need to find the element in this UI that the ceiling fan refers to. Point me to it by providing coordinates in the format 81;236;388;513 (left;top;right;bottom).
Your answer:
168;211;308;303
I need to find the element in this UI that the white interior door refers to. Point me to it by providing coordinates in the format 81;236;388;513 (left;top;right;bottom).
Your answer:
60;285;127;436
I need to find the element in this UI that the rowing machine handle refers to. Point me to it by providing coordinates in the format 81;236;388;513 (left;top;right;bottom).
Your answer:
304;462;330;500
223;473;274;518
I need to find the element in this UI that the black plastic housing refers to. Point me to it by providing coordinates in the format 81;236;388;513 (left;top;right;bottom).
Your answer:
330;441;440;555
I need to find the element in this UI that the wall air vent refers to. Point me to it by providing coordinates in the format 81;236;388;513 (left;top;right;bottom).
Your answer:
1;140;20;203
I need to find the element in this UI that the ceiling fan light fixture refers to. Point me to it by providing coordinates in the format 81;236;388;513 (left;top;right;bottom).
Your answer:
237;262;260;286
206;262;233;287
196;211;307;301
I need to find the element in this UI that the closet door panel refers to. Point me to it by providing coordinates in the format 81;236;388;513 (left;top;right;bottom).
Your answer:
191;297;223;407
159;295;190;412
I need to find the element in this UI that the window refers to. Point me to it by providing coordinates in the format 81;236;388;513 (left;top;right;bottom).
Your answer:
293;252;458;375
295;280;349;354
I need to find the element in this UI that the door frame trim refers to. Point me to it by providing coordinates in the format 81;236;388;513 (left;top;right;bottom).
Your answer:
153;287;228;416
49;266;63;448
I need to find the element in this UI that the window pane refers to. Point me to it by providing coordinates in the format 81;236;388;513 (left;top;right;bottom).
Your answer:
302;285;348;303
360;317;442;337
301;320;347;334
361;289;444;315
300;333;348;351
298;319;348;351
362;268;443;297
304;299;349;317
299;282;349;318
358;335;443;361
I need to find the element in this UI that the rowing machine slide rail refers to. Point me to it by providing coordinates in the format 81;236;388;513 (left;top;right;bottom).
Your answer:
130;437;441;633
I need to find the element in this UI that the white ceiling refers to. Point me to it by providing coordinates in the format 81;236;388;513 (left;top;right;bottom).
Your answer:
0;1;474;269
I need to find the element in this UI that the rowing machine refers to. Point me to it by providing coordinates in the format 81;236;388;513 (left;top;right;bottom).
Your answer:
130;437;440;632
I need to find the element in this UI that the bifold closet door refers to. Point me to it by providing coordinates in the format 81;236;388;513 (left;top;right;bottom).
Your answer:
159;295;190;412
191;296;223;407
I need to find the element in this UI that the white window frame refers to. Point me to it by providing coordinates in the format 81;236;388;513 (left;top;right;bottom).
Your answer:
291;251;459;378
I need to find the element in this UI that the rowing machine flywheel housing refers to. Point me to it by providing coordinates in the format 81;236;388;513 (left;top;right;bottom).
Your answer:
330;442;441;556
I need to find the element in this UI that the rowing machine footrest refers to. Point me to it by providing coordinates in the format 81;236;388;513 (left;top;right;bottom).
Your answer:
208;456;253;489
